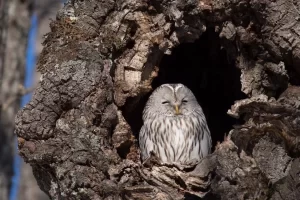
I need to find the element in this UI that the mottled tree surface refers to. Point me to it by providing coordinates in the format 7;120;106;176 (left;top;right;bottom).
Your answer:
15;0;300;199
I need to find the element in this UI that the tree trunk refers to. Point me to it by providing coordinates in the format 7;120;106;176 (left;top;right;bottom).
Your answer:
0;0;10;198
15;0;300;199
0;0;50;199
0;0;30;199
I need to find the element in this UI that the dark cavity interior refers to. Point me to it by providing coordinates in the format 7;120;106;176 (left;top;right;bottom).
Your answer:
122;28;247;151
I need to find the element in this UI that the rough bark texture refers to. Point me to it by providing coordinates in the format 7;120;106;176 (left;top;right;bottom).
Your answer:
18;1;62;199
15;0;300;199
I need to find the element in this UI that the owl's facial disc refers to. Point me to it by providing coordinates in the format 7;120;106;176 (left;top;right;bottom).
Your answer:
152;83;199;117
162;100;183;115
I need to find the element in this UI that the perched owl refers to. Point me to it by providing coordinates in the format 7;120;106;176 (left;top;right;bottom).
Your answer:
139;83;212;164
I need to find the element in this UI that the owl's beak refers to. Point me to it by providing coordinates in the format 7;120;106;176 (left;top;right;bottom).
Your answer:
175;105;180;115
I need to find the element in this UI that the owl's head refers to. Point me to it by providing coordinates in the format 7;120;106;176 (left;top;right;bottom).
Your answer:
143;83;202;118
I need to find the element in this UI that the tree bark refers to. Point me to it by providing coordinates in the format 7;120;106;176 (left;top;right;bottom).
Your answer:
15;0;300;199
0;0;10;198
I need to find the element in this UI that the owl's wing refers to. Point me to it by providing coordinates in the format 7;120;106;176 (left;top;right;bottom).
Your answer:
200;124;212;157
139;125;153;161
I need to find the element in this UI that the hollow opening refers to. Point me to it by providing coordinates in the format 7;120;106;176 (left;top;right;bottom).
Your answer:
122;28;247;150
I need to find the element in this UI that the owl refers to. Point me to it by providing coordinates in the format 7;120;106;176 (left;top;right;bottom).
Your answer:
139;83;212;165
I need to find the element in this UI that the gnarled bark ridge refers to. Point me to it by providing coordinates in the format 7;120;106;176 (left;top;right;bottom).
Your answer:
15;0;300;199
